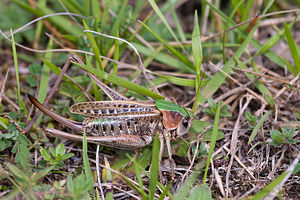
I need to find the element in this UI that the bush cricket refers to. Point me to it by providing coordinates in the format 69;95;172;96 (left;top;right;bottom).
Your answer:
28;64;194;180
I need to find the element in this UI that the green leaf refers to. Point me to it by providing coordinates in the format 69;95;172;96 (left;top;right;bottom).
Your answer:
188;183;212;200
203;130;224;141
67;174;74;193
40;147;52;161
61;153;74;160
32;166;54;182
18;134;31;146
7;163;29;184
55;143;66;156
16;143;30;168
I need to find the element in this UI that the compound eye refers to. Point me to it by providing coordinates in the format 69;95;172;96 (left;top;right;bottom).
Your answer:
182;118;189;127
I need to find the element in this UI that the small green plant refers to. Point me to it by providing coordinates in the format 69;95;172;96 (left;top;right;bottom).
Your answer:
203;99;232;117
25;62;42;87
269;127;299;146
66;173;94;200
2;163;54;199
40;143;74;168
293;109;300;120
0;111;31;168
245;111;258;126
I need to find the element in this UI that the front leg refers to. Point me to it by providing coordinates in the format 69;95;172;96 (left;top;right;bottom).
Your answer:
46;128;153;150
163;130;175;181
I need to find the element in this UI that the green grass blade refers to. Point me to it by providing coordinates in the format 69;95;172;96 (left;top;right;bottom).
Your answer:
203;102;221;183
132;158;147;199
117;171;144;195
110;0;127;36
104;157;113;200
133;43;194;72
148;0;184;50
222;0;244;64
42;59;68;81
82;128;95;198
138;20;194;70
10;30;28;115
83;21;104;71
283;21;300;73
60;0;83;14
152;72;195;87
169;1;186;42
241;0;255;22
113;31;119;76
255;15;299;56
37;39;52;103
91;0;100;23
74;62;164;99
199;1;274;105
207;1;286;70
282;57;297;75
149;134;160;200
36;40;53;125
158;182;172;200
173;160;206;200
101;1;109;33
251;172;288;200
191;10;203;113
36;4;83;36
248;111;272;144
84;0;90;16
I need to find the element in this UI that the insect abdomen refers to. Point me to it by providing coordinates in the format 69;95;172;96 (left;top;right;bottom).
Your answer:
83;116;160;137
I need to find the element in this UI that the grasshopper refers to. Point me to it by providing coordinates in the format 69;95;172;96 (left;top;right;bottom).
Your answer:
28;69;193;179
